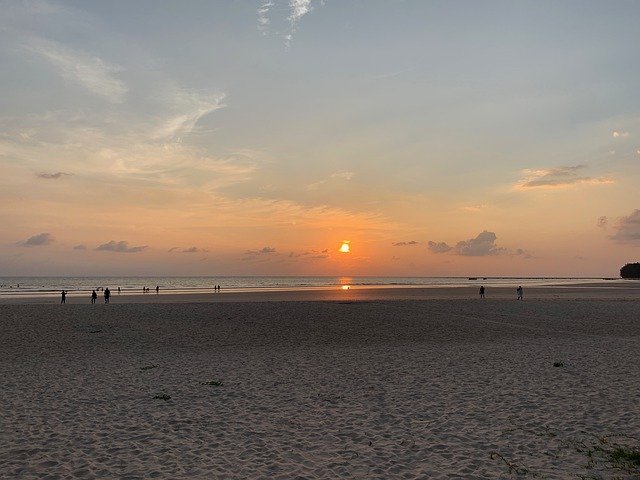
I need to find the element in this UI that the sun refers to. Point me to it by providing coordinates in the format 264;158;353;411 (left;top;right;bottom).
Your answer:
339;241;350;253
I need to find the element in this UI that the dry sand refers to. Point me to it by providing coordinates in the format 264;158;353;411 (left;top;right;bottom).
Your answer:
1;287;640;478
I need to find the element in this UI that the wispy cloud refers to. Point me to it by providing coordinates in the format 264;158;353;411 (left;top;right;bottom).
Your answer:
393;241;419;247
73;244;87;250
153;90;226;140
289;0;313;24
181;246;207;253
610;209;640;244
23;37;128;103
612;130;629;138
95;240;148;253
257;0;320;45
20;232;54;247
306;170;354;190
36;171;72;179
257;1;274;30
513;248;534;259
515;165;614;190
245;246;277;256
331;171;354;180
288;248;329;259
169;246;207;253
597;216;608;229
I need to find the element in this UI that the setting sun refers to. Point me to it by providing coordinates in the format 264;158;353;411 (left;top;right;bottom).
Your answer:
339;241;350;253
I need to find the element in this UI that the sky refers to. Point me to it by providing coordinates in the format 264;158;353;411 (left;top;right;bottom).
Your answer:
1;0;639;277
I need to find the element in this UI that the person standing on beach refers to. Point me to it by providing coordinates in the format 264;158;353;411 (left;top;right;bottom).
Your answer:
61;290;67;304
118;286;121;294
104;287;111;304
479;285;485;298
156;285;159;294
517;286;523;300
91;290;97;304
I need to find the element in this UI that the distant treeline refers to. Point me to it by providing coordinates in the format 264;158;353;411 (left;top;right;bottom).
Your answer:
620;262;640;279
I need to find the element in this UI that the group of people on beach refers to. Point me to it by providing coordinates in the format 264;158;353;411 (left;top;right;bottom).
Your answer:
89;288;110;304
62;285;167;303
478;285;524;300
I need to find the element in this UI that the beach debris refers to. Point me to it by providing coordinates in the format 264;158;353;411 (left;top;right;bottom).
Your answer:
89;330;102;333
200;380;223;386
490;452;529;475
553;361;564;367
152;394;171;400
575;434;640;475
140;364;159;371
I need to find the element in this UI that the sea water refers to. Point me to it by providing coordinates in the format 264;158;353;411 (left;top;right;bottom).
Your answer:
0;275;612;298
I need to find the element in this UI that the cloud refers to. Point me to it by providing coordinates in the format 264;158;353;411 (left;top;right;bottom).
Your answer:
95;240;148;253
393;241;419;247
307;170;355;190
331;171;355;180
168;246;206;253
460;204;485;212
245;246;277;255
429;231;509;256
257;0;319;45
289;0;313;24
427;241;452;254
288;248;329;259
36;171;72;179
182;246;206;253
21;232;54;247
454;231;505;256
610;209;640;244
153;90;226;140
612;130;629;138
24;37;127;103
514;248;534;259
515;165;614;189
597;216;608;229
73;244;87;250
257;1;274;30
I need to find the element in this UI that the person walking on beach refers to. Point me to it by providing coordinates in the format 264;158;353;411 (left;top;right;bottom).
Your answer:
479;285;485;299
155;285;159;294
118;286;121;294
104;287;111;304
61;290;67;304
517;286;523;300
91;290;97;304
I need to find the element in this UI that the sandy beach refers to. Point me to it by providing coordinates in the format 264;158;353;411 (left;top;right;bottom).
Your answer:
1;287;640;478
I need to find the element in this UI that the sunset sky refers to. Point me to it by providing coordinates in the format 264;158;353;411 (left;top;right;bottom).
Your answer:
1;0;639;276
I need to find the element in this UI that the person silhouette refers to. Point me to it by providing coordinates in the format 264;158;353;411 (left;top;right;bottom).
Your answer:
156;285;159;294
91;290;97;304
517;286;523;300
479;286;485;299
104;287;111;304
61;290;67;304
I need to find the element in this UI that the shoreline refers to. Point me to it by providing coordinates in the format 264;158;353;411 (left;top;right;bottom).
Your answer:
2;281;639;304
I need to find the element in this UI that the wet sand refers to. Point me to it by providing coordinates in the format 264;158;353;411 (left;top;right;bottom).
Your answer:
2;280;639;304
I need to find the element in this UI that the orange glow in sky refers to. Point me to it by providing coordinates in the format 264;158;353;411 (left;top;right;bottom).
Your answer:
339;241;350;253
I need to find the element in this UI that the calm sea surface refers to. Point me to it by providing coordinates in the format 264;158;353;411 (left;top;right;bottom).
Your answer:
0;276;614;298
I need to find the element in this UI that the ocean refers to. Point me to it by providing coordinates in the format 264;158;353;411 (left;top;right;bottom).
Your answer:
0;276;613;299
